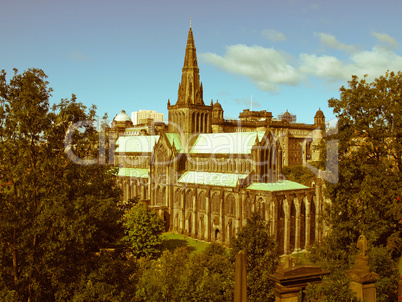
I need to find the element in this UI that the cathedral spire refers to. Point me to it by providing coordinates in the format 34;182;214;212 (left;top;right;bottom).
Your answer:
183;27;198;70
176;25;204;105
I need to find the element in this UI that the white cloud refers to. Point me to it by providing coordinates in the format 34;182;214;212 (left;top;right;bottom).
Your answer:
300;45;402;82
316;33;357;53
261;29;286;42
202;45;302;92
202;32;402;92
372;32;398;49
299;54;351;81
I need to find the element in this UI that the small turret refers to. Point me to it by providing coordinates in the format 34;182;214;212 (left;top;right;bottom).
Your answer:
314;108;325;128
212;100;224;122
311;108;326;161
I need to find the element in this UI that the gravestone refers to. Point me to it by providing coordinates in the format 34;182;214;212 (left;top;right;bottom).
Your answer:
234;250;247;302
346;235;379;302
269;257;329;302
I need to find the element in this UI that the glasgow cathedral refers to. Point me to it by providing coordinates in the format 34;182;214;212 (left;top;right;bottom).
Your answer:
111;26;328;254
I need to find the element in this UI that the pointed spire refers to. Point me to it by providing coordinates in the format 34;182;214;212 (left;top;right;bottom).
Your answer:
176;25;204;106
183;27;198;70
254;133;260;145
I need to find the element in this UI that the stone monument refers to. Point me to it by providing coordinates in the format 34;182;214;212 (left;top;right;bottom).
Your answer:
269;255;330;302
346;235;379;302
234;250;247;302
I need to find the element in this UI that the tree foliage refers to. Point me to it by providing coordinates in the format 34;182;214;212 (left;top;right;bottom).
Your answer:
71;252;138;302
230;213;279;302
308;71;402;301
0;68;124;301
122;202;165;259
281;165;316;186
135;243;234;302
304;272;360;302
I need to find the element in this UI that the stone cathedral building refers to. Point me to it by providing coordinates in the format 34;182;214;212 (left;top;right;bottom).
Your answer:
112;26;327;254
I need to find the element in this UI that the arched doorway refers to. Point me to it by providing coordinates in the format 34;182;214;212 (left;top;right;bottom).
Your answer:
214;229;220;241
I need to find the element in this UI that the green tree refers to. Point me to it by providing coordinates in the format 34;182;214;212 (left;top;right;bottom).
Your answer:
367;246;399;302
230;213;280;302
304;272;360;302
135;247;190;302
122;202;165;259
71;252;138;302
308;71;402;301
0;68;124;301
136;243;234;302
281;165;316;186
182;243;234;302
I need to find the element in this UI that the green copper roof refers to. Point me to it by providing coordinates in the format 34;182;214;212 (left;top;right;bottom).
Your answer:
246;180;309;192
178;171;249;187
165;133;184;153
190;131;265;154
118;168;149;178
115;135;159;153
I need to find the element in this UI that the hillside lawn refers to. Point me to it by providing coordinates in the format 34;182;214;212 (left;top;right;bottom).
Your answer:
162;232;211;254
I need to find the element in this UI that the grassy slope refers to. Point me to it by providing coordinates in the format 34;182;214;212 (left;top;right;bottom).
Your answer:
162;232;210;254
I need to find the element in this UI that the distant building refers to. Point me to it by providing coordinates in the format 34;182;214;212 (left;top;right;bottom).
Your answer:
132;110;164;125
277;110;296;123
110;26;327;254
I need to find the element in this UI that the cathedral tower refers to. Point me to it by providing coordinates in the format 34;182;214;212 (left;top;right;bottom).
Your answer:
168;26;212;147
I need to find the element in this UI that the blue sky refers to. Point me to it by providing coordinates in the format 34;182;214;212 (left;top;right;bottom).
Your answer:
1;0;402;124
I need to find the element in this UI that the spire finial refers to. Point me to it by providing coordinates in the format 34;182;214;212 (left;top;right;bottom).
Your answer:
190;17;192;28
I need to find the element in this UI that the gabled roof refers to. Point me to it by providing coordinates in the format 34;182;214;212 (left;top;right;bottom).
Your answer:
115;135;159;153
165;133;184;153
246;180;309;192
190;131;265;154
178;171;248;187
118;168;149;178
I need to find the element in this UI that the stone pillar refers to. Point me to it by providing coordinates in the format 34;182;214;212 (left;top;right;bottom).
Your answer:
236;194;242;234
181;192;185;234
207;190;211;241
295;198;301;252
234;251;247;302
346;235;379;302
305;195;311;247
284;198;291;254
302;139;307;165
193;189;198;237
284;129;289;166
168;183;174;232
220;193;225;243
273;199;278;240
